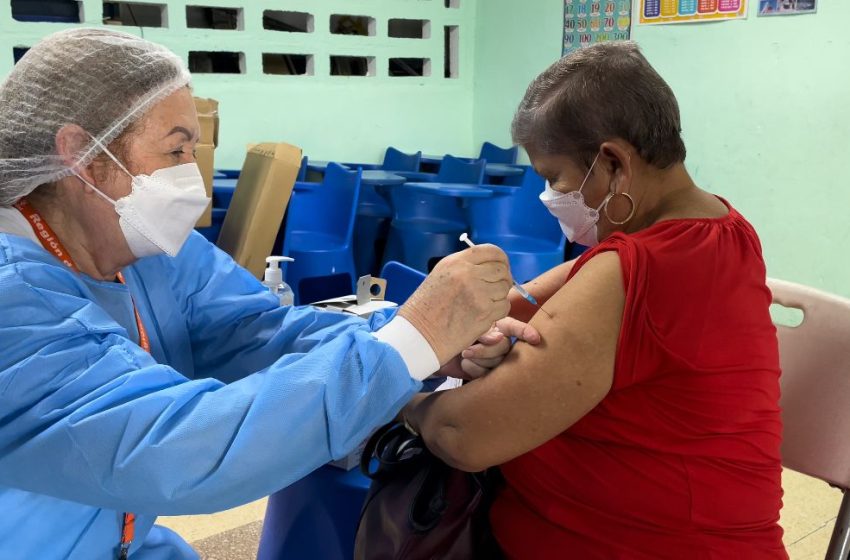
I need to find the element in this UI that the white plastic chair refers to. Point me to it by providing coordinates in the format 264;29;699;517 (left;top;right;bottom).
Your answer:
769;278;850;559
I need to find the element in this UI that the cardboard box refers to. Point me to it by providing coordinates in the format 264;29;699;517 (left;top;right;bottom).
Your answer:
216;143;302;278
194;97;219;147
193;96;218;228
194;143;215;228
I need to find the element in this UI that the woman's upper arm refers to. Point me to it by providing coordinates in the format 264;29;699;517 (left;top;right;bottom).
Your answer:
414;252;624;471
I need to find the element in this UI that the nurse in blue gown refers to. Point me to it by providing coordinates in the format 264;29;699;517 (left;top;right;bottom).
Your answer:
0;29;536;559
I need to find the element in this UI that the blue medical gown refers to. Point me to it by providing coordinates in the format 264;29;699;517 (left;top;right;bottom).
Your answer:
0;231;421;559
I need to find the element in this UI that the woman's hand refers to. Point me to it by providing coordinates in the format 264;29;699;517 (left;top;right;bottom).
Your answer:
438;317;542;381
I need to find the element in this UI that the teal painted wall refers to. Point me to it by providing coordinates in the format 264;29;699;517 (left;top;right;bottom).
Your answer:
473;0;564;156
3;1;849;295
474;1;850;297
0;0;479;169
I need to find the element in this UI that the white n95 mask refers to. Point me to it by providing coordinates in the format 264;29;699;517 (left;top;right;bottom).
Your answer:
75;145;210;259
539;153;612;248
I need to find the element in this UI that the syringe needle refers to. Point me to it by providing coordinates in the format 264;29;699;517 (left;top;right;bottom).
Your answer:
459;233;552;318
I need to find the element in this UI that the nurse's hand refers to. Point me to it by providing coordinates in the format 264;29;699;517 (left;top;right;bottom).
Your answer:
400;245;512;366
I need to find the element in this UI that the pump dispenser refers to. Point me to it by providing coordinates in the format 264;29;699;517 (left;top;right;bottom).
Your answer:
263;256;295;306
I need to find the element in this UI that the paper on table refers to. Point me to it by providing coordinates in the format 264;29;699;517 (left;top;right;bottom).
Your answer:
436;377;463;391
312;295;397;317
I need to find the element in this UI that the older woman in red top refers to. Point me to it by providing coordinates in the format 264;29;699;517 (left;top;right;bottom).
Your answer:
403;41;786;559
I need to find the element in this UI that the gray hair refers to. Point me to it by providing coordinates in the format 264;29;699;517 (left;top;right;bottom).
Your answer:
512;41;686;169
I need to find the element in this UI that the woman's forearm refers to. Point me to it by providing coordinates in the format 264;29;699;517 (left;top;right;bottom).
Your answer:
403;392;483;472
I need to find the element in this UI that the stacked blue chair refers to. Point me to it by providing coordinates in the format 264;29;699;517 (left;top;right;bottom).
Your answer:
470;167;566;283
382;155;486;272
297;156;308;182
343;147;420;173
282;163;362;305
197;173;240;243
269;157;309;276
257;261;426;560
479;141;519;164
216;168;241;178
196;208;227;243
567;243;589;261
211;177;238;209
354;148;422;277
380;260;427;304
258;465;370;560
381;147;422;172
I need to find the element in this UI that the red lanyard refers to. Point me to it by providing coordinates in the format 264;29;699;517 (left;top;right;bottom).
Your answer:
15;198;144;559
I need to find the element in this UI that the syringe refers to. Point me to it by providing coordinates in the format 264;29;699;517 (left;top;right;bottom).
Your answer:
459;233;551;318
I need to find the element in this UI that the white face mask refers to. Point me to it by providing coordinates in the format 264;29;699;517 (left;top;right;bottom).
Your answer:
75;144;210;259
539;153;613;247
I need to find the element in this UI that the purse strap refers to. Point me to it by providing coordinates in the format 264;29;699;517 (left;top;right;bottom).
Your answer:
360;422;396;478
360;422;427;479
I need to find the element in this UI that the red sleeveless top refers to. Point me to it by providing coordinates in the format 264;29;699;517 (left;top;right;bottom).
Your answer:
491;202;786;559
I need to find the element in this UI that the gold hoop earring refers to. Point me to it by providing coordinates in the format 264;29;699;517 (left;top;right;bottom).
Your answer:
604;192;636;225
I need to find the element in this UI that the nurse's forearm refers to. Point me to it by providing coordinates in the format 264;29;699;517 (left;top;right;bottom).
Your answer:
0;331;419;516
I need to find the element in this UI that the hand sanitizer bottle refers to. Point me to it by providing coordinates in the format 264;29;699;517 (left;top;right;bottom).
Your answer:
263;256;295;306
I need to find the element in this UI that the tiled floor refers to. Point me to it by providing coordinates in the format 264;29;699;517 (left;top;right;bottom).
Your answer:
782;469;843;558
158;469;843;559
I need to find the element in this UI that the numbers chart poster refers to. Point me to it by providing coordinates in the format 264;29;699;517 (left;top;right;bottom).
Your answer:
639;1;749;25
758;0;816;16
563;1;632;55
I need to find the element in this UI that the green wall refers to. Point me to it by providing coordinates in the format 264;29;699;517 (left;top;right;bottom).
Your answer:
474;1;850;297
0;0;479;169
3;1;849;295
473;0;564;156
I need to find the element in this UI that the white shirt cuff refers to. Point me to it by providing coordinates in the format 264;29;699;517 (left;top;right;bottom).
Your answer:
374;316;441;381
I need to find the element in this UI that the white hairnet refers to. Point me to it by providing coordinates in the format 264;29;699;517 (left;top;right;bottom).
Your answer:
0;28;191;206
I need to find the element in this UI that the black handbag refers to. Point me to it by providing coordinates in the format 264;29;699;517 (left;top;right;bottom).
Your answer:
353;422;504;560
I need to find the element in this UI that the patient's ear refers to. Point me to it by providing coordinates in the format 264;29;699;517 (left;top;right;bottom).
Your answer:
599;141;633;194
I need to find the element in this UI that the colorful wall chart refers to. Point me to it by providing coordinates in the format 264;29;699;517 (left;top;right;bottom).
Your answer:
758;0;816;16
563;0;632;55
639;0;748;24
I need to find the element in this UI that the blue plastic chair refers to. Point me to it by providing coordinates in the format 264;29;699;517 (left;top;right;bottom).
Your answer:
212;178;238;210
281;163;362;304
378;261;452;392
257;261;427;560
479;141;519;165
195;208;227;244
567;243;589;261
469;167;566;284
380;260;426;304
382;155;486;272
297;156;308;182
258;465;371;560
381;147;422;172
343;147;422;173
354;148;423;277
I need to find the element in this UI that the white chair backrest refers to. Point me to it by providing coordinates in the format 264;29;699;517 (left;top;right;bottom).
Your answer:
770;278;850;489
